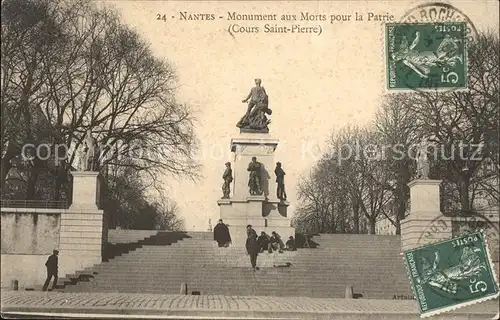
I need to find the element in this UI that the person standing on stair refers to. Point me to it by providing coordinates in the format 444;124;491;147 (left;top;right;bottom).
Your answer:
42;250;59;291
245;225;260;271
213;219;232;247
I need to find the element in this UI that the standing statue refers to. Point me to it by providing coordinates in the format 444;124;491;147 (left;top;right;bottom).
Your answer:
222;162;233;198
236;78;272;133
416;138;430;179
247;157;263;195
79;129;99;171
274;162;287;201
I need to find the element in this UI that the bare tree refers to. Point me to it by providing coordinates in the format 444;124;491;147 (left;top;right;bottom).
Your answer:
296;125;393;234
1;0;62;193
403;32;499;213
374;93;419;234
1;0;200;201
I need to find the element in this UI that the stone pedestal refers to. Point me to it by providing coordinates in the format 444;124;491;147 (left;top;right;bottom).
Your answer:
401;179;452;251
217;133;294;245
59;171;106;277
70;171;100;210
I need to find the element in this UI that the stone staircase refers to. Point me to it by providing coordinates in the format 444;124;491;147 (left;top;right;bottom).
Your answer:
57;231;413;299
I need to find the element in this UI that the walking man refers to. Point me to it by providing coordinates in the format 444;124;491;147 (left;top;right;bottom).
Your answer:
42;250;59;291
245;225;260;271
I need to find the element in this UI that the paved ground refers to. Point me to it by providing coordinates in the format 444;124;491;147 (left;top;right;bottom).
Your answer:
1;290;498;319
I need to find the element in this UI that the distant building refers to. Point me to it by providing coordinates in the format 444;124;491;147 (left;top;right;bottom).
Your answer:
375;213;397;235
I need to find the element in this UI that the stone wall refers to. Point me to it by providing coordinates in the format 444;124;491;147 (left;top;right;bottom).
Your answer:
1;211;60;254
1;209;63;288
1;207;105;289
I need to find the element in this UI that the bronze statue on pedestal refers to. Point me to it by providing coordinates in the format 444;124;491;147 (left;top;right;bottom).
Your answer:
247;157;263;195
237;78;272;133
222;162;233;198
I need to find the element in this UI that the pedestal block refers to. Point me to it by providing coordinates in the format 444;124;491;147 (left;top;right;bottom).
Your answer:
217;133;294;245
230;134;280;201
60;171;106;277
407;179;442;219
70;171;100;210
400;216;452;251
401;179;451;251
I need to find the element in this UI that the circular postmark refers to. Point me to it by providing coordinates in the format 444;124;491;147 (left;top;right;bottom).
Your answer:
415;210;499;302
418;209;499;248
388;2;480;92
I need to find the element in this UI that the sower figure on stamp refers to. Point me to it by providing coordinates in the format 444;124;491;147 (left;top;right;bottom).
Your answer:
274;162;287;201
247;157;263;195
221;162;233;198
416;138;430;179
42;250;59;291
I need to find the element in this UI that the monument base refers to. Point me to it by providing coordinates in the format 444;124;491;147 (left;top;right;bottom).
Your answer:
218;198;293;245
400;216;452;251
70;171;100;211
217;132;295;245
401;179;448;251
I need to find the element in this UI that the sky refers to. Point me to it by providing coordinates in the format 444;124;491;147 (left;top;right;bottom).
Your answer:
100;0;499;230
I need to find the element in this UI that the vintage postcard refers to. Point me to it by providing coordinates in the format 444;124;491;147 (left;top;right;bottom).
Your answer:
1;0;499;319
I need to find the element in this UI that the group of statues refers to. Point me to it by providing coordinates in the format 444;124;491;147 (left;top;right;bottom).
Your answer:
221;157;287;201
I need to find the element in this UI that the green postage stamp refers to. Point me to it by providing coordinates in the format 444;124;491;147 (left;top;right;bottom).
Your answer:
386;22;467;90
403;231;499;318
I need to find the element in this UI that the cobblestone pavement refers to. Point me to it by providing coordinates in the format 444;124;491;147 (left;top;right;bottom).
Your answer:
1;290;499;319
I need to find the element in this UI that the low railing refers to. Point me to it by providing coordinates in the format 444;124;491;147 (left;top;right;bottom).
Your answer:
0;199;69;209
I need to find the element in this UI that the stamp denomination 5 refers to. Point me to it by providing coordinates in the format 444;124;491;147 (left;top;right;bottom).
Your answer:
386;22;467;91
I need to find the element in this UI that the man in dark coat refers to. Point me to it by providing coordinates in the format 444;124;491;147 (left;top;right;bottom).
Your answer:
42;250;59;291
213;219;231;247
245;225;260;271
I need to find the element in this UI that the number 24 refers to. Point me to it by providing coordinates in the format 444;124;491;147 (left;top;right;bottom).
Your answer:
157;14;167;22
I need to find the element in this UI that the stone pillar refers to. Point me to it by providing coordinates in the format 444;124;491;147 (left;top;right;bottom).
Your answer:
401;179;451;251
217;133;294;245
59;171;105;277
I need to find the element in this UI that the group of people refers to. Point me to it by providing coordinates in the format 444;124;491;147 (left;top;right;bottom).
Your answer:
213;219;297;271
257;231;296;254
245;225;296;271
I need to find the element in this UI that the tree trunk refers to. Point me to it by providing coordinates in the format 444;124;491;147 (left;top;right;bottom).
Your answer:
1;156;13;190
395;211;402;235
1;142;17;189
352;202;360;234
368;217;376;235
26;168;39;200
459;176;470;213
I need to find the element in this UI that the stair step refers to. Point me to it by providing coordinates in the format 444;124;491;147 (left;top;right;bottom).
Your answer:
60;231;411;299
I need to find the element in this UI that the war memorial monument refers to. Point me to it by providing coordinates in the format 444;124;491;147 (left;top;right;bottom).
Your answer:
217;78;294;245
1;0;499;319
